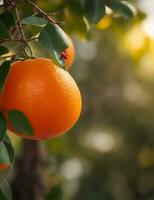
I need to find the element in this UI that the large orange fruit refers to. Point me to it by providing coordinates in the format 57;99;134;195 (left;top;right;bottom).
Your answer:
61;34;75;70
1;58;82;140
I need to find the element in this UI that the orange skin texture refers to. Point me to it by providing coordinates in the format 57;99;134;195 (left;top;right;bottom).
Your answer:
0;163;9;171
1;58;82;140
63;35;75;70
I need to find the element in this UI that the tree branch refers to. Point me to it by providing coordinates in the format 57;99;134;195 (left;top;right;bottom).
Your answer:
14;6;33;57
25;0;58;24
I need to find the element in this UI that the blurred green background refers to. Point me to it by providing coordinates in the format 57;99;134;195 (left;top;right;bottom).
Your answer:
6;0;154;199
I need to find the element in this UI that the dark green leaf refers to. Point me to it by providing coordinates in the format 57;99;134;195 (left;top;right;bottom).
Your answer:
0;21;9;38
82;0;105;24
0;46;9;56
0;112;7;142
2;135;14;165
8;110;33;136
21;16;47;26
0;177;12;200
38;23;69;67
0;12;15;29
109;1;136;19
0;61;11;90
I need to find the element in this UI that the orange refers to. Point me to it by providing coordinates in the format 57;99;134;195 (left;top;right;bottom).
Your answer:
0;163;9;171
1;58;82;140
61;34;75;70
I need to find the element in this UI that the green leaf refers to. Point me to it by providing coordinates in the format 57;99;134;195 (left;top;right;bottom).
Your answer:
0;46;9;56
0;21;9;38
2;135;14;165
0;12;15;29
8;110;33;136
21;16;47;26
0;142;10;165
0;61;11;90
38;23;69;67
0;112;7;142
82;0;105;24
109;1;137;19
67;0;88;36
0;177;12;200
1;41;25;57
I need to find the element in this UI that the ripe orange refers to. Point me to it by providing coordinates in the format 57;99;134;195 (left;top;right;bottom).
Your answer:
1;58;82;140
61;34;75;70
0;163;9;171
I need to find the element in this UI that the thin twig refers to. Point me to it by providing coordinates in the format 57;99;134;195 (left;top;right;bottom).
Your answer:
14;6;33;57
25;0;58;24
15;7;26;41
0;38;26;43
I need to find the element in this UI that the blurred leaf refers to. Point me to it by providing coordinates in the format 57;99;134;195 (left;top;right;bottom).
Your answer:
21;16;47;26
8;110;33;136
0;177;12;200
0;46;9;56
0;142;10;165
39;23;69;67
0;61;11;90
46;185;62;200
66;0;88;36
109;1;136;19
82;0;105;24
0;12;15;29
0;21;9;38
0;112;7;142
2;135;14;165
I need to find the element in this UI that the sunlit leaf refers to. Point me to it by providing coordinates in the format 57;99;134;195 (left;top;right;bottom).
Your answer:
8;110;33;136
21;16;47;26
1;41;25;57
0;142;10;165
109;1;136;19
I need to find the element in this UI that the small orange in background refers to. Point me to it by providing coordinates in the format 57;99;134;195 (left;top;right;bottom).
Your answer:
1;58;82;140
61;34;75;70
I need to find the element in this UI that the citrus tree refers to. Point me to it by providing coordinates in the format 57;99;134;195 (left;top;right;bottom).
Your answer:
0;0;136;199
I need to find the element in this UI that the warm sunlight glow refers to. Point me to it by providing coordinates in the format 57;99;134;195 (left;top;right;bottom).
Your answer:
123;25;146;55
83;130;117;153
96;15;112;30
